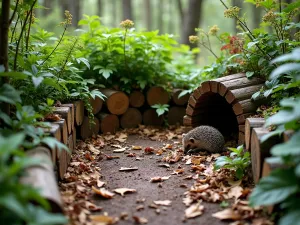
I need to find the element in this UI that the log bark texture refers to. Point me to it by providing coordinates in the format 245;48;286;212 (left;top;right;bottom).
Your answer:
167;106;186;125
89;96;103;115
53;107;72;134
80;116;100;140
245;117;265;150
172;89;189;106
143;109;164;126
20;147;63;212
53;119;68;144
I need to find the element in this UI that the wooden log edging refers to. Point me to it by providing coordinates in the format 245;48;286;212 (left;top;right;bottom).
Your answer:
183;73;265;144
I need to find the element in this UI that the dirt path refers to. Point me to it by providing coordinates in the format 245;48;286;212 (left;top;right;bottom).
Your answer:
59;126;270;225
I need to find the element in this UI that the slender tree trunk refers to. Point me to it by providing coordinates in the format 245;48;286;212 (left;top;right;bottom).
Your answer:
61;0;69;19
112;0;118;27
181;0;203;47
145;0;152;30
0;0;11;115
68;0;80;27
97;0;103;17
158;0;164;33
251;4;261;29
232;0;243;33
43;0;52;16
176;0;184;27
122;0;133;20
168;0;174;33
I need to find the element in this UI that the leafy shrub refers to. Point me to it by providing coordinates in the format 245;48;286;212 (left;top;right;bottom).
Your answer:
214;145;250;180
249;47;300;225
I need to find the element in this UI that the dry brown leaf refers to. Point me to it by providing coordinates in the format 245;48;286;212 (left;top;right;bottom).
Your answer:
92;186;115;199
171;168;184;175
119;167;138;171
88;144;101;155
90;215;116;225
85;201;102;212
97;180;105;188
191;165;206;171
156;149;163;155
113;148;127;153
132;145;142;150
132;216;148;224
190;184;209;193
228;186;243;199
153;200;172;206
165;144;173;149
252;218;274;225
113;188;137;196
150;176;170;182
115;133;127;142
111;144;122;148
212;208;242;220
185;201;204;219
126;152;136;157
158;163;170;168
191;156;204;165
136;205;144;211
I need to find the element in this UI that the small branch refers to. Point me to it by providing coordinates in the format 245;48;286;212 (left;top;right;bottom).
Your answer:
40;26;67;65
25;10;33;51
9;0;19;25
10;15;19;43
199;43;218;59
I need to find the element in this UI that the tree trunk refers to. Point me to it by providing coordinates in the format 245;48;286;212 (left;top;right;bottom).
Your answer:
232;0;243;33
0;0;11;116
112;0;118;27
176;0;184;27
145;0;152;30
157;0;164;33
251;4;261;29
122;0;133;20
60;0;69;19
43;0;52;16
68;0;80;27
97;0;103;17
181;0;203;47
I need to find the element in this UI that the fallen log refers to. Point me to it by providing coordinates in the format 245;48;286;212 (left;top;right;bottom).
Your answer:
120;108;142;128
67;134;74;164
96;113;119;134
80;116;100;140
146;86;169;106
20;147;63;212
167;106;186;125
43;123;61;164
172;89;189;106
53;107;72;134
53;119;68;144
101;89;129;115
245;118;265;150
89;96;103;115
73;100;84;126
129;91;145;108
143;109;163;126
251;127;281;183
58;148;68;180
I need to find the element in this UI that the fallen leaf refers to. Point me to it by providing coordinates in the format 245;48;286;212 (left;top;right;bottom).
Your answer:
132;216;148;224
171;168;184;175
191;156;204;165
85;201;102;212
158;164;170;168
136;205;144;211
228;186;243;199
185;201;204;219
212;208;242;220
165;144;172;149
113;148;127;153
132;145;142;150
88;144;101;155
183;196;193;206
114;188;137;196
106;155;120;160
111;144;122;148
90;215;116;225
92;186;114;199
115;133;127;142
126;152;136;157
144;147;155;154
156;149;163;155
153;200;172;206
119;167;138;171
136;156;143;160
150;176;170;182
97;180;106;188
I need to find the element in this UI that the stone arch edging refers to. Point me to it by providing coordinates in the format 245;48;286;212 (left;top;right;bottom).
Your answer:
183;73;265;144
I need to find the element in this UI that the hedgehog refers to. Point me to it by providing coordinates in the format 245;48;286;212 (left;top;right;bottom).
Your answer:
182;125;225;154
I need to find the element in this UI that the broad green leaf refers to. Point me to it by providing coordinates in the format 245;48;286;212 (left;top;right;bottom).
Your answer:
0;194;29;220
0;84;22;104
30;205;68;225
271;131;300;156
0;133;25;154
279;209;300;225
214;156;231;170
270;63;300;80
32;76;44;88
246;71;254;78
0;71;28;79
249;168;298;206
41;137;69;153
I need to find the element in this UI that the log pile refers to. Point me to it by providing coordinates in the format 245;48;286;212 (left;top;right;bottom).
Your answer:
183;73;265;144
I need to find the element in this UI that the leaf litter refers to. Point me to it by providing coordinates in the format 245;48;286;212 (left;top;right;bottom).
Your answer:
58;126;273;225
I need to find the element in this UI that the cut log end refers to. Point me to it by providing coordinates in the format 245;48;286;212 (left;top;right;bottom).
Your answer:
97;113;120;134
105;91;129;115
147;86;169;106
89;96;103;115
129;91;145;108
120;108;142;128
143;109;163;126
53;106;72;134
245;118;265;151
80;116;100;140
172;89;189;106
167;106;186;125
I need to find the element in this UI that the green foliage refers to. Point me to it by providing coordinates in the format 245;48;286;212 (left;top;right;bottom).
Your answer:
151;104;169;117
78;15;202;92
214;145;250;180
249;48;300;225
